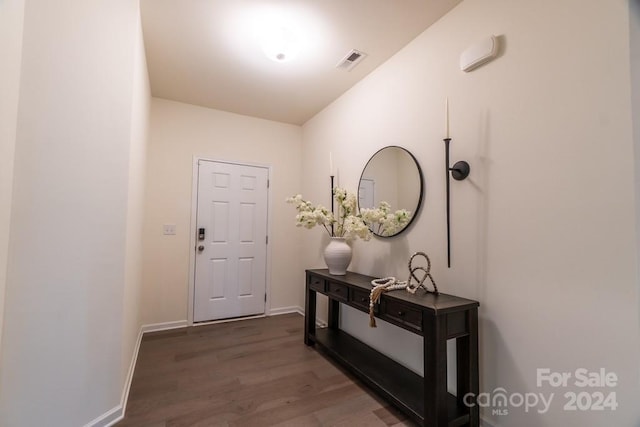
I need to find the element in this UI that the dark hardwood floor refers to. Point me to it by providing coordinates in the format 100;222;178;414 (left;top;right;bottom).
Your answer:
116;313;417;427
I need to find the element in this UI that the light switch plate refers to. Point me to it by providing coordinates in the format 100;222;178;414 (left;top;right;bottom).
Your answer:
163;224;176;235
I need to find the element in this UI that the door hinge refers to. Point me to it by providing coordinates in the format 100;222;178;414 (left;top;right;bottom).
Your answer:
264;293;267;302
266;235;269;245
267;179;270;188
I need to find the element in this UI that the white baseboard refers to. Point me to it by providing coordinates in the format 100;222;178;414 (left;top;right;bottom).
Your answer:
269;305;325;327
269;305;304;316
268;307;329;329
141;319;188;333
86;311;320;426
83;327;144;427
85;320;188;427
83;404;122;427
118;328;144;420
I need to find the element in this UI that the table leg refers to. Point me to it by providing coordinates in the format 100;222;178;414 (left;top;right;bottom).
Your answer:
468;308;480;425
423;313;448;427
327;298;340;329
304;284;316;346
455;308;479;426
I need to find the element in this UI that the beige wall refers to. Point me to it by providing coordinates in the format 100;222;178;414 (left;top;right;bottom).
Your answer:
0;0;25;356
303;0;640;425
0;0;146;425
121;8;150;394
633;0;640;323
142;98;303;325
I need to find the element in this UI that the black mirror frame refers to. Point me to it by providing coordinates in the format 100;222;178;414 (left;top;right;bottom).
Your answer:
357;145;424;238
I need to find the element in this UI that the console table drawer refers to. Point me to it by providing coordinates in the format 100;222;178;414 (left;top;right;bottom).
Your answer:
349;288;371;311
327;281;348;302
381;299;422;332
308;275;325;292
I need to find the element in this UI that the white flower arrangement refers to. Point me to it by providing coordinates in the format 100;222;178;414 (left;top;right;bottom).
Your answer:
286;188;412;239
360;201;412;237
286;188;372;240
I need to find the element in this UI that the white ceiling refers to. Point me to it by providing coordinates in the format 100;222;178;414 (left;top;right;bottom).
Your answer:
140;0;462;125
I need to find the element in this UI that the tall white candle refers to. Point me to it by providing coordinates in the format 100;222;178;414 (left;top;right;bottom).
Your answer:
329;152;333;176
445;97;450;139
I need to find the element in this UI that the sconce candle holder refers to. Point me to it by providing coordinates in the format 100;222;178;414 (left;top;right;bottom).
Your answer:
444;137;470;268
330;175;335;236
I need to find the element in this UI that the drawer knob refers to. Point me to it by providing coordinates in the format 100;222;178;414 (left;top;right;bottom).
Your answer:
398;311;405;316
361;297;367;302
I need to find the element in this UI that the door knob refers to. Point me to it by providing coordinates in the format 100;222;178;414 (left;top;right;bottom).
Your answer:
198;245;205;252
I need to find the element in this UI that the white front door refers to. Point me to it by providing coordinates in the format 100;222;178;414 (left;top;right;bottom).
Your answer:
358;178;375;209
193;160;269;322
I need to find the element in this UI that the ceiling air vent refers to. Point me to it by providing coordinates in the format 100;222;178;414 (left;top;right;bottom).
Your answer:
336;49;367;71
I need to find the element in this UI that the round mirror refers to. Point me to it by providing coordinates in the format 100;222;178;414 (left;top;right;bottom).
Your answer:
358;146;424;237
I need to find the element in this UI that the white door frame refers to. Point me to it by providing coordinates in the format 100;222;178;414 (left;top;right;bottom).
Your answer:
187;156;273;325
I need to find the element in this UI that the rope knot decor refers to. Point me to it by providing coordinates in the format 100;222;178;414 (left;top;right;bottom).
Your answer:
368;252;439;327
405;252;438;295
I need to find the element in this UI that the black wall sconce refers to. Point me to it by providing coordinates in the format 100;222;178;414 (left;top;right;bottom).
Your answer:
444;137;470;268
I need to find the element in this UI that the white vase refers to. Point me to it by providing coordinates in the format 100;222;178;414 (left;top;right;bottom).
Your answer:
323;237;352;275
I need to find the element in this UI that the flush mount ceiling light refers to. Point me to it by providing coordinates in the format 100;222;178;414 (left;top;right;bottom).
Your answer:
227;6;321;66
260;24;302;62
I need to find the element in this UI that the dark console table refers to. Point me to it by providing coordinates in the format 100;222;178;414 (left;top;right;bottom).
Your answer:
304;269;479;427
